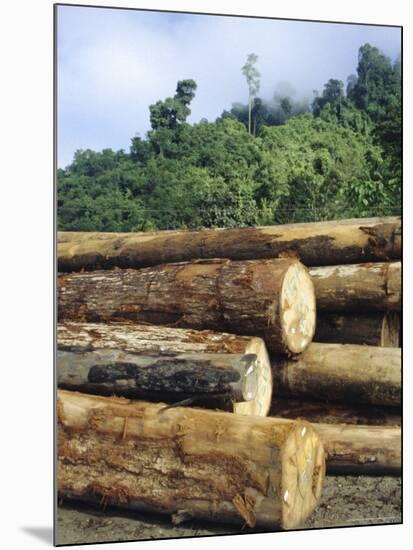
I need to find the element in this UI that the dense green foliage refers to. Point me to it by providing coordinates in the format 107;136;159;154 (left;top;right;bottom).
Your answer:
58;44;401;231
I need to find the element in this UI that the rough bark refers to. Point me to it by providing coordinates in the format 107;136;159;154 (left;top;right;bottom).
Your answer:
57;322;273;416
315;312;400;347
57;390;325;530
269;397;401;426
309;261;401;312
272;343;401;407
57;216;401;272
58;259;316;355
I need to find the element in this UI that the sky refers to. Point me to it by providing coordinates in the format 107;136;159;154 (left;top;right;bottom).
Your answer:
57;5;401;168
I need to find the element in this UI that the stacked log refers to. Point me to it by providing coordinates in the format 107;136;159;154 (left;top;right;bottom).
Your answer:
58;258;316;355
315;312;400;347
57;390;326;529
309;262;401;312
271;343;401;407
310;423;400;475
310;261;401;346
311;261;401;346
57;322;273;416
57;216;401;271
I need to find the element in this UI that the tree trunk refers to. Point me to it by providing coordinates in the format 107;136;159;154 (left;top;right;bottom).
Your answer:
272;343;401;406
309;261;401;312
57;390;325;530
315;312;400;347
57;216;401;272
57;322;273;416
58;259;316;355
269;397;401;426
248;96;252;135
313;423;401;475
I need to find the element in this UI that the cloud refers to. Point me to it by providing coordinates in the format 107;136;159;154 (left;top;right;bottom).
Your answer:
57;6;401;167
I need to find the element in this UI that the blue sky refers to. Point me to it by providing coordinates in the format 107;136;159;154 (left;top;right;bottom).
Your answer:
57;5;401;168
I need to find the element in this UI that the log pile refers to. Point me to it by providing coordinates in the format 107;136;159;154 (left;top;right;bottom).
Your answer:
58;258;316;354
57;216;402;530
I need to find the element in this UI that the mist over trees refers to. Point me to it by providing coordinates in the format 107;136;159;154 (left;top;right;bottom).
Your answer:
58;43;401;232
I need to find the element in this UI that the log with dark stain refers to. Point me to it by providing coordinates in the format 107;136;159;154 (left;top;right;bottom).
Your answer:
57;321;274;417
269;397;401;426
315;312;400;347
58;216;401;272
57;348;258;407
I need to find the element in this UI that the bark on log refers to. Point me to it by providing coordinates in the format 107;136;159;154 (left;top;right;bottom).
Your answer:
315;312;400;347
313;423;401;475
57;322;273;416
309;261;401;312
272;343;401;406
57;216;401;272
269;397;401;426
58;259;316;355
57;390;325;529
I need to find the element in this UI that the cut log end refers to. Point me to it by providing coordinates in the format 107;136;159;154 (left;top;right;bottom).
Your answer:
233;338;273;417
281;422;325;529
281;263;316;354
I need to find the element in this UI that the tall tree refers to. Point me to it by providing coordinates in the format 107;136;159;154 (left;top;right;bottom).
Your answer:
149;79;197;131
347;44;395;121
242;53;261;135
312;79;344;117
148;79;197;156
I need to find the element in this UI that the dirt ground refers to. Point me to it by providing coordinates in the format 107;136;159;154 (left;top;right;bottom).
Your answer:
56;475;402;546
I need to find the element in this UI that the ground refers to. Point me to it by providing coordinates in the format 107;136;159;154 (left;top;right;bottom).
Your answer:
56;475;402;545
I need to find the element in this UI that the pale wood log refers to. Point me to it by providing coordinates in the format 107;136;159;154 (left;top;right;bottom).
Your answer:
315;312;400;347
57;390;325;529
57;322;273;416
272;343;401;406
58;259;316;355
314;423;401;475
309;261;401;312
269;397;401;426
57;216;401;272
57;321;265;355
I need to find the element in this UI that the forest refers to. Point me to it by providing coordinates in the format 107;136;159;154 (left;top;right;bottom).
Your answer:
57;43;401;232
